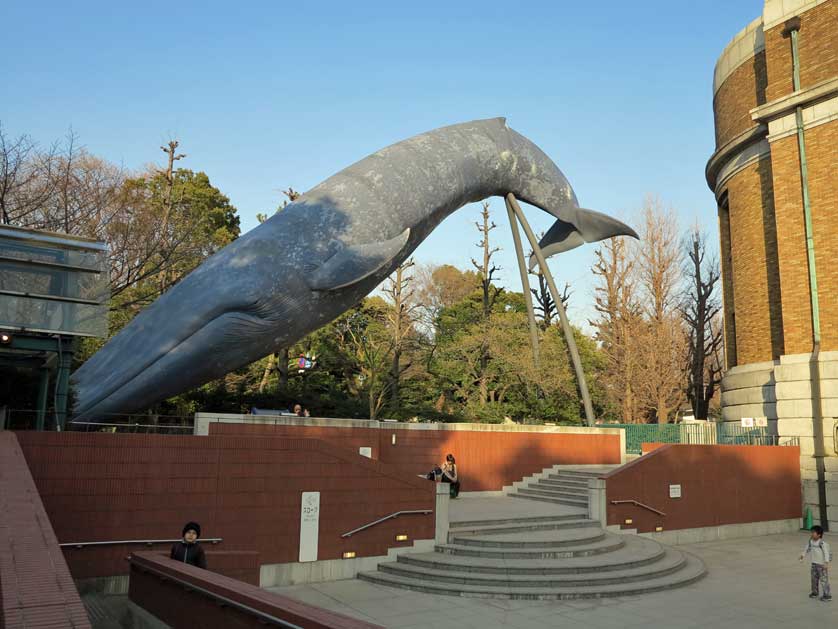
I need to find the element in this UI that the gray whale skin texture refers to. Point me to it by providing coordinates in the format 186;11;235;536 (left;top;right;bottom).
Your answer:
72;117;637;419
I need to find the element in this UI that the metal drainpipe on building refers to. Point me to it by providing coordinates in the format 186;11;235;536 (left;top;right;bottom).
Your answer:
784;16;828;531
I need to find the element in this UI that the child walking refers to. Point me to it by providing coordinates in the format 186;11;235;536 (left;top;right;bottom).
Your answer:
800;525;831;601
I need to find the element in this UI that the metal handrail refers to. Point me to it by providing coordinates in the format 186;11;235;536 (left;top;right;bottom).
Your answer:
610;500;666;516
131;558;303;629
68;421;192;430
60;537;222;549
341;510;432;538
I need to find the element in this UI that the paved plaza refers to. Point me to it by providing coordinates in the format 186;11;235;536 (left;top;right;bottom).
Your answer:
271;497;836;629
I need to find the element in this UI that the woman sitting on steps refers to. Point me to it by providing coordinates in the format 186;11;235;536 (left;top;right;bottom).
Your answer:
440;453;460;498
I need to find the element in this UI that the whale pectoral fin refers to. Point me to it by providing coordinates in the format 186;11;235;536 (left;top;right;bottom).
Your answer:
305;228;411;291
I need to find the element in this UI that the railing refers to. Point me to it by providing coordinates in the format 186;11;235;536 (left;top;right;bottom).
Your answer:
341;510;432;538
131;557;303;629
59;537;222;549
68;420;193;433
610;499;666;516
605;422;785;454
2;409;195;433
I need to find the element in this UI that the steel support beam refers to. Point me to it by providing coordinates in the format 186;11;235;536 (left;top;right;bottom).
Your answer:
506;193;595;425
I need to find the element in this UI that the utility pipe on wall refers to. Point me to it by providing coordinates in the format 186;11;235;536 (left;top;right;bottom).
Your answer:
784;16;828;531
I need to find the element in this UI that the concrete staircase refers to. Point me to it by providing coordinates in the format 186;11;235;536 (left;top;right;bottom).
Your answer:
507;466;612;509
358;511;706;599
359;466;705;599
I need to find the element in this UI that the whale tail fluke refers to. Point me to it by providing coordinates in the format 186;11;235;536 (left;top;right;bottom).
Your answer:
528;208;639;270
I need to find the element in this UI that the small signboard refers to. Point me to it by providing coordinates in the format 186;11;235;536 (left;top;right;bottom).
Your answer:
299;492;320;562
741;417;755;428
359;446;372;458
669;484;682;499
755;417;768;427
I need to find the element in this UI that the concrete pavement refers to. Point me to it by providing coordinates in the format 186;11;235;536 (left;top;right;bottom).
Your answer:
268;531;836;628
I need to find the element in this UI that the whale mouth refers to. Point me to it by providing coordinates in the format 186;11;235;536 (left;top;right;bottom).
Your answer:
72;308;271;418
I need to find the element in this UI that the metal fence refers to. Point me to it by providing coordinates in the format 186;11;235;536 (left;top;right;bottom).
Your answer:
1;409;194;434
606;422;794;455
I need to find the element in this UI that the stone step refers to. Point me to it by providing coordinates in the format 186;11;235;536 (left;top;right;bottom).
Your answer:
436;536;624;560
550;469;606;478
521;486;589;501
449;513;581;530
509;492;588;508
448;518;596;536
399;536;665;575
358;554;706;600
378;548;688;588
547;474;594;484
451;527;605;549
549;471;593;479
536;479;590;491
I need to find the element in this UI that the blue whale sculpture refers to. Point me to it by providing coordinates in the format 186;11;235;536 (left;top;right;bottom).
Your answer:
72;118;637;418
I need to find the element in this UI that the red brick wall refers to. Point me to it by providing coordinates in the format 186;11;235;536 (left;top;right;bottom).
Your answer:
765;1;838;102
0;433;91;629
129;552;382;629
711;1;838;364
771;134;813;353
770;121;838;354
604;444;802;533
209;423;622;492
721;159;785;363
713;51;768;148
15;432;434;580
205;423;384;460
718;202;738;367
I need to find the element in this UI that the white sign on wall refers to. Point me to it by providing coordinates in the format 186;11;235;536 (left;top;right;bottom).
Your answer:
359;446;372;458
741;417;755;428
755;417;768;427
299;491;320;562
669;484;682;499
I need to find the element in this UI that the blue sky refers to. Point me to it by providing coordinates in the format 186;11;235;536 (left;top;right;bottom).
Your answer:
2;1;761;326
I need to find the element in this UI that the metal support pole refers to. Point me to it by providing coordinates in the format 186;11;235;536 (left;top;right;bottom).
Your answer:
506;193;595;425
54;337;73;431
36;368;50;431
505;196;541;368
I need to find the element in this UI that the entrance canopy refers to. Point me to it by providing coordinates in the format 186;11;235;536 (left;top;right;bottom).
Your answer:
0;224;109;338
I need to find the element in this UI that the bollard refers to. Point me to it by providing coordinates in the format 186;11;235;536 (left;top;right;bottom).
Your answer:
435;482;450;544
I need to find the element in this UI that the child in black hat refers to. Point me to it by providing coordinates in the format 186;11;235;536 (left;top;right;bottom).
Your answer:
170;521;207;568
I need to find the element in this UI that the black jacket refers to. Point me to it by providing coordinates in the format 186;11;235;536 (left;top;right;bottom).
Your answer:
170;541;207;568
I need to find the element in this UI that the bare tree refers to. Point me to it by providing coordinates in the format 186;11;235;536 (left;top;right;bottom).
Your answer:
530;269;570;329
470;201;502;405
0;125;41;225
159;140;187;237
682;229;724;419
471;201;502;318
382;259;421;412
635;198;687;423
591;236;643;422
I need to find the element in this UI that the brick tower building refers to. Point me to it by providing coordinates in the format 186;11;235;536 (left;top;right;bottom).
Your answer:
707;0;837;528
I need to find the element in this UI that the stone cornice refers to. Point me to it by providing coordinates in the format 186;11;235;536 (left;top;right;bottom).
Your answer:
705;123;768;193
751;77;838;123
763;0;830;31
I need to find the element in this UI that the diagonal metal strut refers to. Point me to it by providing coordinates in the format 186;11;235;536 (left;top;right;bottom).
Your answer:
505;193;595;425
